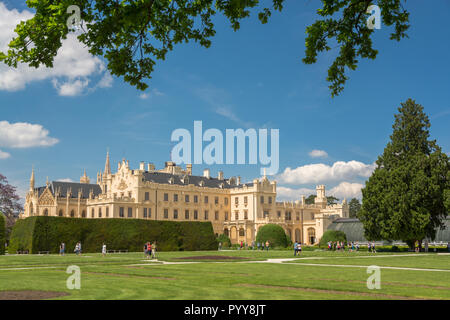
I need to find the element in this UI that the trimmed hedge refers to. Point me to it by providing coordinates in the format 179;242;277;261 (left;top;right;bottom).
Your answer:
0;212;5;255
9;216;218;254
256;224;289;248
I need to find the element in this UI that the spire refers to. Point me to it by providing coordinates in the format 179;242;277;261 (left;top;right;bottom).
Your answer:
104;150;111;176
80;169;90;184
29;166;35;191
46;176;49;187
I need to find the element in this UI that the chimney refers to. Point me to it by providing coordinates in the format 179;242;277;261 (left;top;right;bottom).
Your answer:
139;161;145;171
237;176;241;185
218;171;224;180
147;163;155;171
186;164;192;175
203;169;210;179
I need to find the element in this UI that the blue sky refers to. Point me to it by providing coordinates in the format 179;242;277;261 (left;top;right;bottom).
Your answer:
0;1;449;202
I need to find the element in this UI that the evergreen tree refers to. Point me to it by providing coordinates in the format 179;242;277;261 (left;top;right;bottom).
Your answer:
359;99;449;249
348;198;361;218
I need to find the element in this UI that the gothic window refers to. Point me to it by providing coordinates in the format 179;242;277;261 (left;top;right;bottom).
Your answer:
44;209;48;216
239;228;245;237
58;210;63;217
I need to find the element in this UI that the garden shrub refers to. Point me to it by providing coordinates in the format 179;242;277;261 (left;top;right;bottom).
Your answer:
256;224;289;248
319;230;347;248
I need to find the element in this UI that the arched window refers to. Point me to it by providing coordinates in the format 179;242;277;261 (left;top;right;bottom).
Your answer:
30;204;34;215
82;210;86;218
58;210;63;217
70;210;75;218
239;228;245;237
43;209;48;216
224;228;229;237
307;228;316;245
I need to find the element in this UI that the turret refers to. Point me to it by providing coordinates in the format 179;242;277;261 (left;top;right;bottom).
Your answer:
29;167;35;192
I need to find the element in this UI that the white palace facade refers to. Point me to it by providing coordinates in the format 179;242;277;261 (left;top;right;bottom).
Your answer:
22;153;349;245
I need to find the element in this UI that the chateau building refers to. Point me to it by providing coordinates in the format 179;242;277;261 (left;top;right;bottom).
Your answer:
22;153;349;245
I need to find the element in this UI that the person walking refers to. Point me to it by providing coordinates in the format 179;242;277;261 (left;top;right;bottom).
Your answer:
74;242;79;255
372;242;376;253
60;242;65;256
257;242;260;251
102;243;107;256
297;242;302;255
294;241;298;256
79;241;82;255
218;242;222;251
367;242;371;253
265;241;269;251
151;241;157;259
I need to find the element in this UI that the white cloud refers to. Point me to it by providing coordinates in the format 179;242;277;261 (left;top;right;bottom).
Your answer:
277;160;375;185
0;149;11;159
0;3;110;95
139;88;165;99
329;182;364;200
276;182;364;202
56;178;74;183
309;149;328;158
0;121;59;148
277;186;315;201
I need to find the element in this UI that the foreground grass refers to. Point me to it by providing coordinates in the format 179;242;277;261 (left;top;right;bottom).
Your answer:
0;250;448;300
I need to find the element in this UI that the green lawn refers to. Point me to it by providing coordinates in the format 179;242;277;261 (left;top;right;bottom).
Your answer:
0;250;449;300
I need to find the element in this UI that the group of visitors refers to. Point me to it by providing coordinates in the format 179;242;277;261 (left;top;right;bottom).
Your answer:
144;241;157;259
293;241;302;256
327;241;370;252
251;241;270;251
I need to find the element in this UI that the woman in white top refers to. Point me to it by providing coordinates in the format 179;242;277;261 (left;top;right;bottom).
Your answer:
102;243;107;256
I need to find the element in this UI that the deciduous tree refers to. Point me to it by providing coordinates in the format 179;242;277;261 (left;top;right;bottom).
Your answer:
0;0;409;96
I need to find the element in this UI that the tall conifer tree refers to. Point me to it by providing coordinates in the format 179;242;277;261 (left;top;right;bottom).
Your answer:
359;99;449;248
